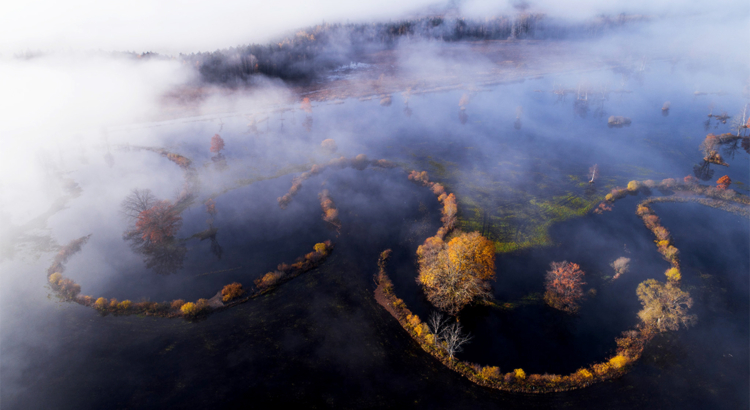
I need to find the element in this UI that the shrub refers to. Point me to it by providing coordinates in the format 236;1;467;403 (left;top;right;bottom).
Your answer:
577;368;593;379
665;267;681;282
627;180;640;191
255;271;283;289
480;366;501;380
48;272;62;285
514;368;526;380
181;302;198;316
118;300;132;310
662;246;679;261
221;282;245;302
653;226;670;241
171;299;186;310
314;242;328;254
591;362;612;375
94;297;108;309
609;355;629;369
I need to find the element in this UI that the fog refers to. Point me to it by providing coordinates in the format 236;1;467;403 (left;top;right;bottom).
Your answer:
1;1;749;409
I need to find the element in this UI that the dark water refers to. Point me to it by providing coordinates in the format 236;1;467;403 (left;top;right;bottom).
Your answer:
2;60;749;409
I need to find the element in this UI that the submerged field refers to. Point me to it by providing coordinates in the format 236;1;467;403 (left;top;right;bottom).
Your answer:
2;54;749;409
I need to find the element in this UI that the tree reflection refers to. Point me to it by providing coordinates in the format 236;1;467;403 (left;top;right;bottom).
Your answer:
459;109;468;125
692;161;714;181
121;189;187;275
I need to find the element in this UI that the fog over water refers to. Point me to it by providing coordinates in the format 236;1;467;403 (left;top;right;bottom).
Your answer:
1;1;749;409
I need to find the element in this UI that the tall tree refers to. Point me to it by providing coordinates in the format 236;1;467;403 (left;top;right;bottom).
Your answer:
417;231;496;315
636;279;696;332
135;200;182;244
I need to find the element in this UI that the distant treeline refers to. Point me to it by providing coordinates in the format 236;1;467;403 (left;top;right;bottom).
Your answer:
130;14;645;86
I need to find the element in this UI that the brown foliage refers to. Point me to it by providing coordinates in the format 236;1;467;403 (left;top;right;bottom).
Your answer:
221;282;245;302
544;261;586;314
319;189;341;229
166;152;192;169
408;170;430;185
135;200;182;244
205;198;217;216
210;134;225;153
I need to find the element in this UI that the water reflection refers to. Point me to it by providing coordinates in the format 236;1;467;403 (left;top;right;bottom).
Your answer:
693;160;715;181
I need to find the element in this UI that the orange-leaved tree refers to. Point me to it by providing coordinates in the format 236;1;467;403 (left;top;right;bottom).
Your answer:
135;200;182;244
417;231;496;315
716;175;731;190
544;261;586;314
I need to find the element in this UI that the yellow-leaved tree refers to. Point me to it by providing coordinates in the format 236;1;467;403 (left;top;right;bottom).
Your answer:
417;231;495;315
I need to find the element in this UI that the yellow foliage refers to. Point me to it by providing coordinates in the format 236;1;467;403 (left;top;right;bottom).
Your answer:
656;240;670;248
181;302;198;316
577;369;593;379
665;267;681;282
514;368;526;380
605;193;614;201
480;366;501;379
314;242;328;254
627;180;640;191
609;355;629;369
118;300;132;310
48;272;62;285
94;297;107;309
407;314;422;329
424;334;436;345
591;362;612;375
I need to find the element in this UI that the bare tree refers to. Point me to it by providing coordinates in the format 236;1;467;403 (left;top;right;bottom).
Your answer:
120;189;156;220
588;164;599;183
428;311;449;346
441;322;472;360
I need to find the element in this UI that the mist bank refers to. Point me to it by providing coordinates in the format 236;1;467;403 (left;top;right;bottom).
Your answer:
176;14;649;86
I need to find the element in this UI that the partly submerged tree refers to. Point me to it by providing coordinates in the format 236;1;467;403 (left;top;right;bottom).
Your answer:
210;134;225;154
636;279;696;332
417;231;496;315
544;261;586;314
135;200;183;244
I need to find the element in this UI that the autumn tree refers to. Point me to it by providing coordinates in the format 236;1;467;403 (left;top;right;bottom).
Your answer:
636;279;696;332
417;231;496;315
716;175;732;190
210;134;225;154
135;200;183;244
221;282;245;302
544;261;586;313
